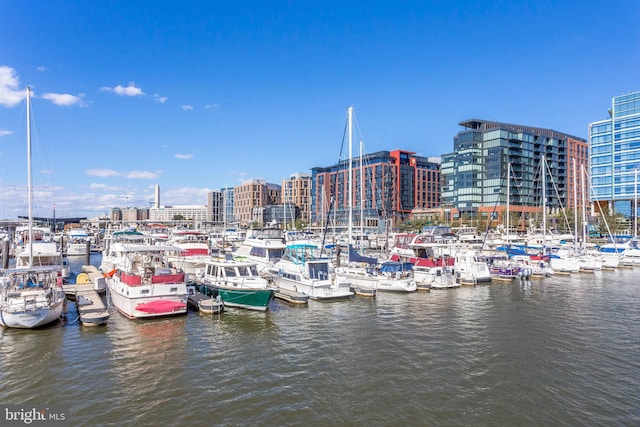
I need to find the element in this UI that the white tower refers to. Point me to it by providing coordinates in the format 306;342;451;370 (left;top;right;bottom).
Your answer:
155;184;160;208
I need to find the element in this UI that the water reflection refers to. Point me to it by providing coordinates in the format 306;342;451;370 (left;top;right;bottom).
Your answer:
1;257;639;425
0;325;64;403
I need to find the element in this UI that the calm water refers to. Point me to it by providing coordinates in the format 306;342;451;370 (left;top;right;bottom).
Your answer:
1;255;639;426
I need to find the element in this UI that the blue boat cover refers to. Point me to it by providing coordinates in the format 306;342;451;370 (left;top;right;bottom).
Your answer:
348;244;378;265
378;261;413;273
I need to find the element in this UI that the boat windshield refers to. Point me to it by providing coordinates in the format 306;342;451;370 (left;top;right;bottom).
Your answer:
308;261;330;280
240;265;259;277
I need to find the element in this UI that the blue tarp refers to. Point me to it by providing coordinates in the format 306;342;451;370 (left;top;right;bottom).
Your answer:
378;261;413;273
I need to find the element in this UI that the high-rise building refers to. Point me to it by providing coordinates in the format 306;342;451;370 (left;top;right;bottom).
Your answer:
207;190;223;223
311;150;441;228
441;119;588;225
207;188;235;224
281;173;312;224
233;179;281;226
589;92;640;217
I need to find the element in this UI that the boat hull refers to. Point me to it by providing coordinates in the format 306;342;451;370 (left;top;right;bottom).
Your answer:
272;276;354;300
0;297;65;328
108;283;187;319
198;283;274;311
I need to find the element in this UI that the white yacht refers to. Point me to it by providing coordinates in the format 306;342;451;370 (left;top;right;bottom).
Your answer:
233;228;286;274
102;233;188;319
267;243;353;300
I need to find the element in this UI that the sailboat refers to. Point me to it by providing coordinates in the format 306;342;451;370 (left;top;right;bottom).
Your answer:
333;107;416;294
0;87;67;328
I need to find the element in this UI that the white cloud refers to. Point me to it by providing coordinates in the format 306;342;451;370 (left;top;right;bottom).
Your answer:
175;153;193;160
0;66;25;107
36;66;48;72
40;169;55;175
154;94;167;103
90;183;119;191
0;129;12;137
239;177;265;185
86;168;119;177
162;186;211;205
101;82;144;96
204;104;220;109
41;92;85;107
182;105;193;111
126;170;161;179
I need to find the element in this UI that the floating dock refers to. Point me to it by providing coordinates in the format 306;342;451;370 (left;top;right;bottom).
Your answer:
274;288;309;304
79;265;107;294
63;271;110;326
187;293;224;314
351;286;376;297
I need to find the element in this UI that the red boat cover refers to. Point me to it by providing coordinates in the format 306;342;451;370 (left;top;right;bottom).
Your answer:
184;248;209;256
120;271;142;285
151;273;185;284
136;300;186;314
389;254;455;267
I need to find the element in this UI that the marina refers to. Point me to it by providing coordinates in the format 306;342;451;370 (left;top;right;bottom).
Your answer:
0;253;639;425
1;3;637;424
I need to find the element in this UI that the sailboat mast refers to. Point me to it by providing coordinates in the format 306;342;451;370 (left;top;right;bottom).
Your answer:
360;139;364;245
581;164;587;246
27;86;33;267
506;163;510;237
542;154;547;246
347;106;353;246
635;169;638;239
573;158;578;244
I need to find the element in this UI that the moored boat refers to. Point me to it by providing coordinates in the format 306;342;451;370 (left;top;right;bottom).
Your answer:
104;240;188;319
0;266;66;328
197;257;275;311
0;88;66;329
268;243;353;300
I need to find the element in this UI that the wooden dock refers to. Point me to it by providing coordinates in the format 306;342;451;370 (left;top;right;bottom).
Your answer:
63;268;110;326
79;265;107;294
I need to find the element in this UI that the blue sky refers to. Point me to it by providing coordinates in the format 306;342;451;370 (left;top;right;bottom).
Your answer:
0;0;638;219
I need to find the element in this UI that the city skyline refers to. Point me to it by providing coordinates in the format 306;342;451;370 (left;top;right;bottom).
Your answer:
0;1;638;218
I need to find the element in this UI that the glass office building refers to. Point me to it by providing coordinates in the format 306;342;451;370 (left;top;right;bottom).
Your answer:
590;92;640;217
442;119;588;220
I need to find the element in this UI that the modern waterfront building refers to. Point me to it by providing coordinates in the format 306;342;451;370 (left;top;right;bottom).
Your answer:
282;173;311;224
589;91;640;218
233;179;281;227
311;150;441;229
441;119;588;227
207;190;222;223
251;204;300;228
207;188;235;224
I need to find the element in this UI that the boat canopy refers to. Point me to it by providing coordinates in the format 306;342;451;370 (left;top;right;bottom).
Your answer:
378;261;413;273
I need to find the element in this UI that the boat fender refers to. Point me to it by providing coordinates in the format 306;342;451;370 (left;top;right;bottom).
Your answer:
103;269;117;278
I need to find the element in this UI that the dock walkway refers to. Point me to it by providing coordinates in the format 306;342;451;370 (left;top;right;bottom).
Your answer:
63;266;110;326
274;288;309;304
